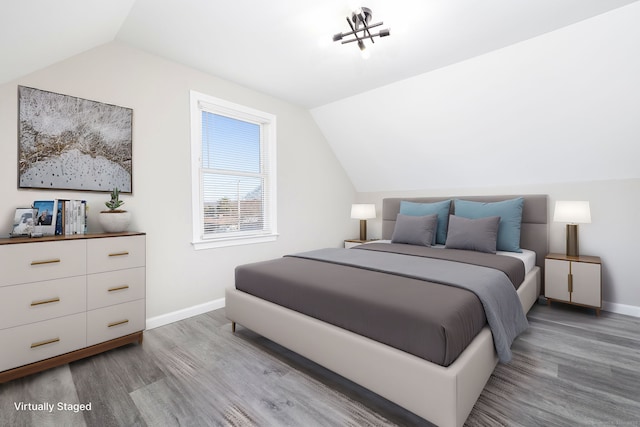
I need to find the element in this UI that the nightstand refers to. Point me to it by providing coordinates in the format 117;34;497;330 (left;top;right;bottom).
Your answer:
545;253;602;315
344;239;377;249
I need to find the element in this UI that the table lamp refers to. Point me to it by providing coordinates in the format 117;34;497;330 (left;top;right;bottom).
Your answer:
351;204;376;241
553;201;591;257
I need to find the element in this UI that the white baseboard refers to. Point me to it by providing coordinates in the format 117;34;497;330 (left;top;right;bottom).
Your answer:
146;297;226;330
602;300;640;318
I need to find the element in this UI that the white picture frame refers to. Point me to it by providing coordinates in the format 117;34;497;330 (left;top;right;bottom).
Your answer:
11;208;37;236
33;200;58;236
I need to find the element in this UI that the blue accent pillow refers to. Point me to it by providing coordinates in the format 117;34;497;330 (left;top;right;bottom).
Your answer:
399;200;451;245
453;197;524;253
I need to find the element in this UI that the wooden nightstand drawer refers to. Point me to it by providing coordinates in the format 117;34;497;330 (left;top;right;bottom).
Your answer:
0;276;86;330
87;299;145;346
0;240;86;287
0;312;86;372
87;267;145;310
87;235;145;274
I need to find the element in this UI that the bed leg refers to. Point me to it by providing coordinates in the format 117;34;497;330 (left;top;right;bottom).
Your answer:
232;322;236;333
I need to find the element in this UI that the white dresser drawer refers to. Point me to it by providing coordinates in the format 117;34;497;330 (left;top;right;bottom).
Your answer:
0;240;86;287
87;267;145;310
87;299;145;346
87;235;145;274
0;312;87;372
0;276;86;330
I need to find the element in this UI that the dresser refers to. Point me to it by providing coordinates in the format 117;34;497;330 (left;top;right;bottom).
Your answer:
545;253;602;315
0;232;145;382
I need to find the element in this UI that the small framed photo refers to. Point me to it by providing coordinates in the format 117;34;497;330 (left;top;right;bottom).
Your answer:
33;200;58;236
11;208;37;236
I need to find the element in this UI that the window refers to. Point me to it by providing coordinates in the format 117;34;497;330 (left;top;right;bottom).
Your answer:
190;91;277;249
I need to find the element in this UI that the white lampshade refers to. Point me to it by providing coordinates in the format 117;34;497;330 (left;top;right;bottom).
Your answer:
553;201;591;224
351;204;376;220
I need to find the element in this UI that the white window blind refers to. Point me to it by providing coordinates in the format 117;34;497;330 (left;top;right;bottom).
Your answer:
191;91;277;249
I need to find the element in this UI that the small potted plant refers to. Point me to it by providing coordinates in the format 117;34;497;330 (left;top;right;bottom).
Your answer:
98;188;131;233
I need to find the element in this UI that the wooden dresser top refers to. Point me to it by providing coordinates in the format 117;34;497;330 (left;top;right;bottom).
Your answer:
0;231;145;246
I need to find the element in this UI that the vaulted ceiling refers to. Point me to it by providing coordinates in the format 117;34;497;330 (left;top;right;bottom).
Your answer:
3;1;638;193
2;0;638;108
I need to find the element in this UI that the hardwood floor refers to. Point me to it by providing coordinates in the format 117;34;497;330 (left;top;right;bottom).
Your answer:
1;303;639;426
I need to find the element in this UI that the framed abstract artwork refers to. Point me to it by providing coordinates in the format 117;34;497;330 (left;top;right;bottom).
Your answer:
18;86;133;193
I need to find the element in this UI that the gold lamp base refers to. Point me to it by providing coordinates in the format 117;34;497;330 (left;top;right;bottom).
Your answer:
359;220;367;241
566;224;579;257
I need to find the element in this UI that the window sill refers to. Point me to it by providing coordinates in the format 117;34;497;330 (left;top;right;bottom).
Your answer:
191;233;278;250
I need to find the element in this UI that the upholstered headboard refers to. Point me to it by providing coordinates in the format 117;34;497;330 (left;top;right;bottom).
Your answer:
382;195;549;276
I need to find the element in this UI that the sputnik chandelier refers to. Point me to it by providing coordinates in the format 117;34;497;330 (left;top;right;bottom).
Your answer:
333;7;390;57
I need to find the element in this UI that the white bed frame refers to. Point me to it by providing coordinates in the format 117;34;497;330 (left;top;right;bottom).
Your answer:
226;269;538;427
225;195;548;427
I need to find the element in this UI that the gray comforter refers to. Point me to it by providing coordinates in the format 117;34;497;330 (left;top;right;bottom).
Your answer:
288;246;528;362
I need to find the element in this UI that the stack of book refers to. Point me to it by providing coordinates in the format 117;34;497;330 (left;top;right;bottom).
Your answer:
55;199;87;236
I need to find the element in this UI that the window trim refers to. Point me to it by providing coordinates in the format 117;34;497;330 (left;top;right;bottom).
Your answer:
190;90;277;250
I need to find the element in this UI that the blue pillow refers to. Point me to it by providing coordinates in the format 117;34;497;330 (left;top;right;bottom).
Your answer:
453;197;524;253
400;200;451;245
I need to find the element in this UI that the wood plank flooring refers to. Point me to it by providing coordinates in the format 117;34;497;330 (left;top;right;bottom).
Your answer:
1;303;639;426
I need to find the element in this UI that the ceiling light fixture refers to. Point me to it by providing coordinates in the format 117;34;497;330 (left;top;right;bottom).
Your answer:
333;7;390;56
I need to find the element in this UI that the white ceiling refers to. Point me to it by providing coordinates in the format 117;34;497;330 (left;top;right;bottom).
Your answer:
312;1;640;192
1;0;638;108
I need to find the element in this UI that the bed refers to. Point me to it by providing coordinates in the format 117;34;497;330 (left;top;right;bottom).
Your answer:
225;194;548;427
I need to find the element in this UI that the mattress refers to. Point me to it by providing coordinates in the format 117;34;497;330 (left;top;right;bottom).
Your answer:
234;243;526;367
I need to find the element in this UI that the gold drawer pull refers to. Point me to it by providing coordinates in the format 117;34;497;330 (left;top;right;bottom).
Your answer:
30;297;61;307
31;337;60;348
108;251;129;257
31;258;61;266
108;319;129;328
568;274;573;293
108;285;130;292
